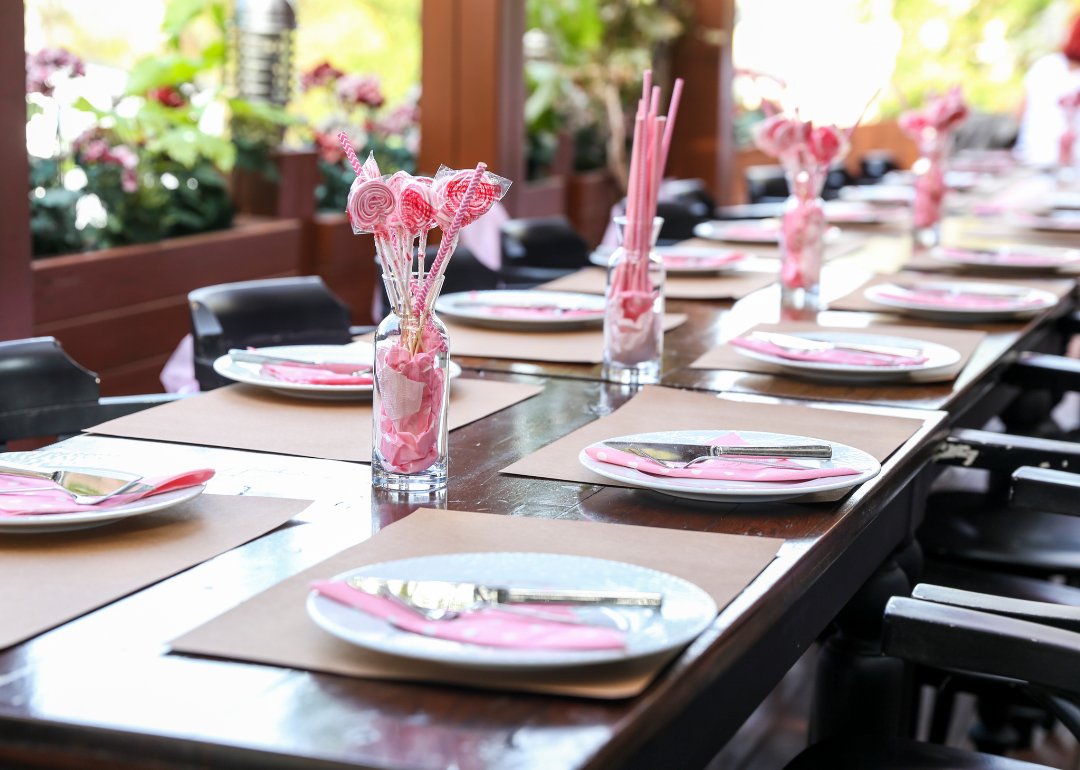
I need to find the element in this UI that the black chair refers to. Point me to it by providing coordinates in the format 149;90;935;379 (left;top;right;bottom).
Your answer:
785;567;1080;770
189;276;358;391
0;337;180;450
499;216;590;285
860;152;900;184
746;164;789;204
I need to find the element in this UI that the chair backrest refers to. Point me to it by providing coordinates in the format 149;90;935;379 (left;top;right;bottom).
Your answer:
188;276;353;362
500;216;590;270
745;165;789;203
0;337;100;444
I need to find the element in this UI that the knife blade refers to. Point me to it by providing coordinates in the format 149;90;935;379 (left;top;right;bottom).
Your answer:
749;331;923;359
347;577;663;611
602;440;833;462
228;349;372;373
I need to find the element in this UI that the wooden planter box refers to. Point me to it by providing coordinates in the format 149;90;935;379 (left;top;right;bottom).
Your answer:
311;213;380;326
567;169;618;248
32;217;303;396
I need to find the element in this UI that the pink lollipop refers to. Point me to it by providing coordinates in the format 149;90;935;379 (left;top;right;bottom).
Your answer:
394;182;436;233
347;178;396;232
435;169;500;228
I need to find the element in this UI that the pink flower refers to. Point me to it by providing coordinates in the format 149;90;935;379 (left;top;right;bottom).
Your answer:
76;137;140;193
336;74;384;109
313;130;346;164
25;47;85;96
752;114;804;159
378;102;420;137
301;61;344;91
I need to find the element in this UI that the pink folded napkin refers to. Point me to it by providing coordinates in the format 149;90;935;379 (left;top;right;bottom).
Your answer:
877;287;1042;310
730;336;928;367
585;432;858;482
0;468;215;516
938;247;1077;268
262;363;373;386
663;251;748;269
311;580;627;651
719;227;778;242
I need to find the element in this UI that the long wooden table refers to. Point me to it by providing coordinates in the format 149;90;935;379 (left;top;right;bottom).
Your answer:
0;215;1076;770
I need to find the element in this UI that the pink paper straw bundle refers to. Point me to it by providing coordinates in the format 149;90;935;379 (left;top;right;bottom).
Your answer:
614;73;683;296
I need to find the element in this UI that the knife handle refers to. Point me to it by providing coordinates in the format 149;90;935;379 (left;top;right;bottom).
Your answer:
494;588;664;607
711;444;833;459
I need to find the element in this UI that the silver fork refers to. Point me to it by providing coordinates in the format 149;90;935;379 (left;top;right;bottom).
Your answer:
378;587;586;625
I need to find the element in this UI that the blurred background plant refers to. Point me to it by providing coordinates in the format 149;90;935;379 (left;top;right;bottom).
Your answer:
295;61;420;212
522;0;697;190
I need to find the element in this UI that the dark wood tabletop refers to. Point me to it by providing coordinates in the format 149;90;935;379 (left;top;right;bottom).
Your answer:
0;211;1077;770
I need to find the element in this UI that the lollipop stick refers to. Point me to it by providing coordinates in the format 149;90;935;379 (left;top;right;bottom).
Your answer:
336;132;364;177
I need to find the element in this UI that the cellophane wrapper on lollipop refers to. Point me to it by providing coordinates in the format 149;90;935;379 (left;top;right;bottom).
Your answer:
899;88;968;240
339;140;511;485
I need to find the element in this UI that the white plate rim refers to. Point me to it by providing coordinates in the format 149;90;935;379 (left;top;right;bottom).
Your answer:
930;246;1080;271
578;430;881;501
0;484;205;531
305;552;718;670
435;290;606;327
589;247;753;275
729;331;962;376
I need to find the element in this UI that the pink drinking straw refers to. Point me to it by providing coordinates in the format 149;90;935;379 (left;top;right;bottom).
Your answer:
415;162;487;312
623;105;644;256
336;131;364;177
657;78;684;198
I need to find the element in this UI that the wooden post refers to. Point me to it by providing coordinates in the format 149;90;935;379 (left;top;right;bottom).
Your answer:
0;3;33;341
667;0;736;205
420;0;525;215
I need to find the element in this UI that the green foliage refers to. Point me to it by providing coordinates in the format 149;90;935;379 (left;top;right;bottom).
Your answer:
885;0;1080;115
29;158;83;258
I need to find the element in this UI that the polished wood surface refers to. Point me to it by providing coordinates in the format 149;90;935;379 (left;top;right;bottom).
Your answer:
1;207;1077;769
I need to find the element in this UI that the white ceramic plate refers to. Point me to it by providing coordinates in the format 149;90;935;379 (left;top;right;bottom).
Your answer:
863;281;1059;322
435;290;606;331
930;245;1080;274
693;220;842;245
731;331;962;383
838;185;915;204
823;201;906;225
1012;212;1080;232
0;484;205;533
579;430;880;503
589;245;753;275
213;344;462;400
307;552;717;671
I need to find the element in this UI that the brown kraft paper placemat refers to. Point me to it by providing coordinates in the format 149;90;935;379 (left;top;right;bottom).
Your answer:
87;379;543;463
171;508;784;699
501;385;925;490
829;272;1076;313
445;313;687;363
690;321;986;383
0;493;311;650
539;266;777;300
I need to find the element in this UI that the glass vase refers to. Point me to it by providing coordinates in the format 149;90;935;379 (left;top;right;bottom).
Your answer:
779;169;827;312
371;279;451;492
912;131;947;248
602;216;665;384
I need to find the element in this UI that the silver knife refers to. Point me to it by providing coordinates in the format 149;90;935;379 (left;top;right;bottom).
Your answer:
347;577;663;610
749;331;923;359
602;440;832;462
0;462;143;505
228;349;372;372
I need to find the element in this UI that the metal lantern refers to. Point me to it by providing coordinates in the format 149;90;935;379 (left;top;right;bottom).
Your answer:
233;0;297;105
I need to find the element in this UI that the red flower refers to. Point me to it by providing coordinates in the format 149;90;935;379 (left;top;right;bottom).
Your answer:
313;130;346;165
336;74;384;109
147;86;186;108
301;61;344;91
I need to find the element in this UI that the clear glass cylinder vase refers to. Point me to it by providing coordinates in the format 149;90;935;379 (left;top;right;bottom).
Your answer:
779;170;827;312
371;283;451;492
912;132;947;248
602;216;665;384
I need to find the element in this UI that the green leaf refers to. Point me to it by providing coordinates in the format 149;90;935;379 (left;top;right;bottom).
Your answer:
125;55;200;95
72;96;108;118
163;0;209;46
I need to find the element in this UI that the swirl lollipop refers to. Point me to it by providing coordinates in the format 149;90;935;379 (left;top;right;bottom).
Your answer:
393;182;436;234
346;177;397;233
434;169;503;228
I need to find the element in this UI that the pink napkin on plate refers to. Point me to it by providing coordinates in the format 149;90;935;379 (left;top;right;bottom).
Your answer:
0;468;215;516
730;336;929;367
719;227;778;242
663;251;748;269
311;580;627;651
262;363;373;386
585;432;858;482
937;247;1078;267
877;287;1042;310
